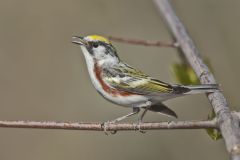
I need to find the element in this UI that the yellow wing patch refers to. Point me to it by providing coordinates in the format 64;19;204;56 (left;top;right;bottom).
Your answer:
147;79;173;93
87;35;111;44
103;65;174;95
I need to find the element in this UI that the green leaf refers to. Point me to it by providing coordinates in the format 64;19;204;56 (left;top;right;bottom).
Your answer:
171;58;213;85
206;109;222;140
206;128;222;140
171;63;199;85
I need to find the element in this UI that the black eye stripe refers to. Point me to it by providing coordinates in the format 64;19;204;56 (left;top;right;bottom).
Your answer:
90;41;107;48
92;42;99;48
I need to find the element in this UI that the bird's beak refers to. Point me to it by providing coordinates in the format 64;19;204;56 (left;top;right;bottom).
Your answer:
72;36;88;46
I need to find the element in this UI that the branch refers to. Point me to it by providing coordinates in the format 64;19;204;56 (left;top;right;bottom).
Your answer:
108;36;179;48
153;0;240;158
0;120;217;131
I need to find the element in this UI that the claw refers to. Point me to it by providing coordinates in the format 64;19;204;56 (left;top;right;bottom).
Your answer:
137;118;147;134
101;122;109;135
101;121;117;135
137;122;146;134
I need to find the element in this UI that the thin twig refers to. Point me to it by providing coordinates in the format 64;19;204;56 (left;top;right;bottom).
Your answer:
108;36;179;48
153;0;240;158
0;120;217;131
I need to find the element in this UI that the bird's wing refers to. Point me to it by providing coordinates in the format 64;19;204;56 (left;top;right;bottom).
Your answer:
102;63;174;95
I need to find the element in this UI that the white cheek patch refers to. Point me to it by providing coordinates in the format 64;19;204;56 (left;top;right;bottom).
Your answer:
93;46;106;58
93;46;118;65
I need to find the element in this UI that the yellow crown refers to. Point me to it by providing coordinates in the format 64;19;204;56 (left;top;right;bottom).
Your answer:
87;35;110;44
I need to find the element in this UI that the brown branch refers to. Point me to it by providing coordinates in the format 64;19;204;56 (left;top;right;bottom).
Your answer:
153;0;240;158
108;36;179;48
0;120;217;131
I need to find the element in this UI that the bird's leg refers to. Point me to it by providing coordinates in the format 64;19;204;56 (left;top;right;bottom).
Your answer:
111;107;140;123
139;106;150;122
137;105;151;133
101;107;140;135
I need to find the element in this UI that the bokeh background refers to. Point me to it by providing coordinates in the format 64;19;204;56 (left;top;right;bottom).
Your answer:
0;0;239;159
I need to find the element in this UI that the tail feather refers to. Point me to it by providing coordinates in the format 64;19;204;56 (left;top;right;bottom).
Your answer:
146;103;178;118
173;84;219;95
185;84;219;94
143;84;219;118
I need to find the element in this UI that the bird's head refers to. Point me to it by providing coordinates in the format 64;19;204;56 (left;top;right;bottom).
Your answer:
72;35;120;64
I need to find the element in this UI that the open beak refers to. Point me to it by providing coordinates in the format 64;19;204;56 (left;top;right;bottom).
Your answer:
72;36;88;46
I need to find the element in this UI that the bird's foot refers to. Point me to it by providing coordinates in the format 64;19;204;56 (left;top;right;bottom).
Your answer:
101;121;117;135
136;119;146;134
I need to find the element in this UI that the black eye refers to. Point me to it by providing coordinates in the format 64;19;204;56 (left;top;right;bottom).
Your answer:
92;42;99;48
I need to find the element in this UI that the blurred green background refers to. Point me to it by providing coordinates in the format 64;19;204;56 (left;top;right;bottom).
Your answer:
0;0;239;159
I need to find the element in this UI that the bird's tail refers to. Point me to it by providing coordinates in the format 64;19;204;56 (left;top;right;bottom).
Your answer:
146;102;178;118
181;84;219;94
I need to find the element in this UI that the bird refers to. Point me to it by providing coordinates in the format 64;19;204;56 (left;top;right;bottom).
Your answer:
72;35;218;124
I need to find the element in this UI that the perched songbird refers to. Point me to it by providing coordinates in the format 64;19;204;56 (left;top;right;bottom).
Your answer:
72;35;218;123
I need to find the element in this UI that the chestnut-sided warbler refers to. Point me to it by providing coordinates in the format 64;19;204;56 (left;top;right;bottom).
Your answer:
72;35;218;123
